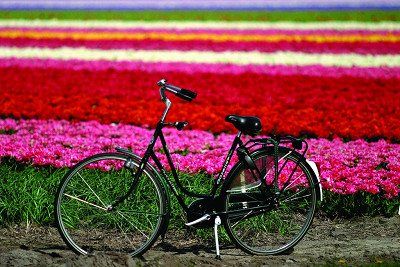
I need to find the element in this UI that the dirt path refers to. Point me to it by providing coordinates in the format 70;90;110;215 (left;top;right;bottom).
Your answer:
0;216;399;266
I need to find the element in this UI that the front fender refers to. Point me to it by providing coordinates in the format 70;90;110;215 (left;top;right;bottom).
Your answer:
306;159;323;202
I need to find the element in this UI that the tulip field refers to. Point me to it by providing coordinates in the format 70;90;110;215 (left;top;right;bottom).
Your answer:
0;9;400;225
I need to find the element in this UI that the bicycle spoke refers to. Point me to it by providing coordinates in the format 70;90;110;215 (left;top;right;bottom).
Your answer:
231;210;253;228
113;221;138;251
116;210;149;240
281;193;312;203
117;210;162;216
64;193;108;211
278;151;292;163
77;171;107;208
281;188;310;203
276;151;292;175
282;173;303;191
118;209;157;232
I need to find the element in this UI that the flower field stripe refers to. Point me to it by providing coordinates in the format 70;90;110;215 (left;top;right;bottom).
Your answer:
1;10;400;22
2;19;400;31
2;26;400;56
1;58;400;79
2;29;400;43
1;66;399;140
2;28;400;54
1;0;399;10
0;118;399;198
3;36;399;55
1;46;400;68
3;26;400;35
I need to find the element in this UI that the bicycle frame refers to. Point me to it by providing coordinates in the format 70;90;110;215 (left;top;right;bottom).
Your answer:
110;85;312;216
110;89;247;212
113;121;244;212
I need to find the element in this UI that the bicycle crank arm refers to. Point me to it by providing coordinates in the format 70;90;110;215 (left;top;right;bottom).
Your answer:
185;214;211;226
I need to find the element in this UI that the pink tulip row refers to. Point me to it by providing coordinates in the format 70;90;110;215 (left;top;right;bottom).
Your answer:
1;118;399;198
4;26;398;35
1;58;399;79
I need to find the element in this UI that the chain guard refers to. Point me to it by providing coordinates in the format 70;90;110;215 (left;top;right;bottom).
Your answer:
186;198;217;229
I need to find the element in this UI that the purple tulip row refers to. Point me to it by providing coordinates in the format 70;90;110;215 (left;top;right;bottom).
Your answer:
1;0;398;10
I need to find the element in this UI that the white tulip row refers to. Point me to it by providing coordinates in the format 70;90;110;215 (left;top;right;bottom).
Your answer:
1;19;400;31
1;46;399;68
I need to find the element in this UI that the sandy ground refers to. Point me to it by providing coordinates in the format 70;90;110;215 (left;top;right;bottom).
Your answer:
0;216;399;266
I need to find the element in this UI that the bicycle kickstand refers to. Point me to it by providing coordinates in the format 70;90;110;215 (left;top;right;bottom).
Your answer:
214;216;222;260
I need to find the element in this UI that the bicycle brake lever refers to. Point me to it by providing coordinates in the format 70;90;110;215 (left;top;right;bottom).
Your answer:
175;121;188;130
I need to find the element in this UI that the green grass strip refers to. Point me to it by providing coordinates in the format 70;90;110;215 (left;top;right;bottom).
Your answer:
0;10;400;21
0;159;399;228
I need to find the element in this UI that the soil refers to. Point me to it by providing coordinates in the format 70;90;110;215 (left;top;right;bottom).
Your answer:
0;216;399;266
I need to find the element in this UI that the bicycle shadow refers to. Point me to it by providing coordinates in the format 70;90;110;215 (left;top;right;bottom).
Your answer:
152;241;243;257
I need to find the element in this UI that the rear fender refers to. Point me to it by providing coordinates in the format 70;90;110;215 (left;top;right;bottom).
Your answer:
305;159;323;202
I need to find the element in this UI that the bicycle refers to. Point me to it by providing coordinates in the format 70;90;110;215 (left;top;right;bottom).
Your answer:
55;79;323;258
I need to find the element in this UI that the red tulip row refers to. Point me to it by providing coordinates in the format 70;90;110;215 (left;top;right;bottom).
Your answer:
1;65;399;140
2;37;399;55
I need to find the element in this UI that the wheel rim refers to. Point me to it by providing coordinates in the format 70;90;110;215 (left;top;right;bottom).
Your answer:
225;151;316;255
56;155;164;256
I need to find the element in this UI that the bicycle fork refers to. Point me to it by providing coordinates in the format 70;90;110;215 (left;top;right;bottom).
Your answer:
108;155;148;210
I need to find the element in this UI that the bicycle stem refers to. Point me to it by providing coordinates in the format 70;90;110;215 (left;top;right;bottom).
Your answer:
161;98;171;123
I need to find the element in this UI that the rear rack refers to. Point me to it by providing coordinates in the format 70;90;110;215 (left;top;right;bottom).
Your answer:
244;135;309;159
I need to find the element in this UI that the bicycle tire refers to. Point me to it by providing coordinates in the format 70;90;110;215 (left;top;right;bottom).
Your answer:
55;152;167;256
220;147;317;255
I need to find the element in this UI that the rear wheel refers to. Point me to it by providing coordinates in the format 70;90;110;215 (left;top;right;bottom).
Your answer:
55;153;167;256
221;147;317;255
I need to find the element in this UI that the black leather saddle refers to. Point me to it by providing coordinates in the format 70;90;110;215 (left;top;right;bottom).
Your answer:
225;115;262;136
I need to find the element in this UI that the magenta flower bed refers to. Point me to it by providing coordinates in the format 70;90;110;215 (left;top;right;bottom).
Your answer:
1;119;399;198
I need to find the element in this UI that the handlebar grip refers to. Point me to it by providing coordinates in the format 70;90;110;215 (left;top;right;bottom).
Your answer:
176;88;197;102
157;79;197;102
166;83;181;92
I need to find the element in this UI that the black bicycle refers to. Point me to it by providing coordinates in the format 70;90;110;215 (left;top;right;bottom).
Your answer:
55;79;323;258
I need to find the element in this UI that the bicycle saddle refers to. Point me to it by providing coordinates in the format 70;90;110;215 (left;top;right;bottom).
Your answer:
225;115;262;136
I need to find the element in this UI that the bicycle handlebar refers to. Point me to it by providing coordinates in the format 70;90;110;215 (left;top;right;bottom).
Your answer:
157;79;197;102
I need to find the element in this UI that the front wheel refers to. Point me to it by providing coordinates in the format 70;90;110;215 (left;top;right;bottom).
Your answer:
221;147;317;255
55;153;167;256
